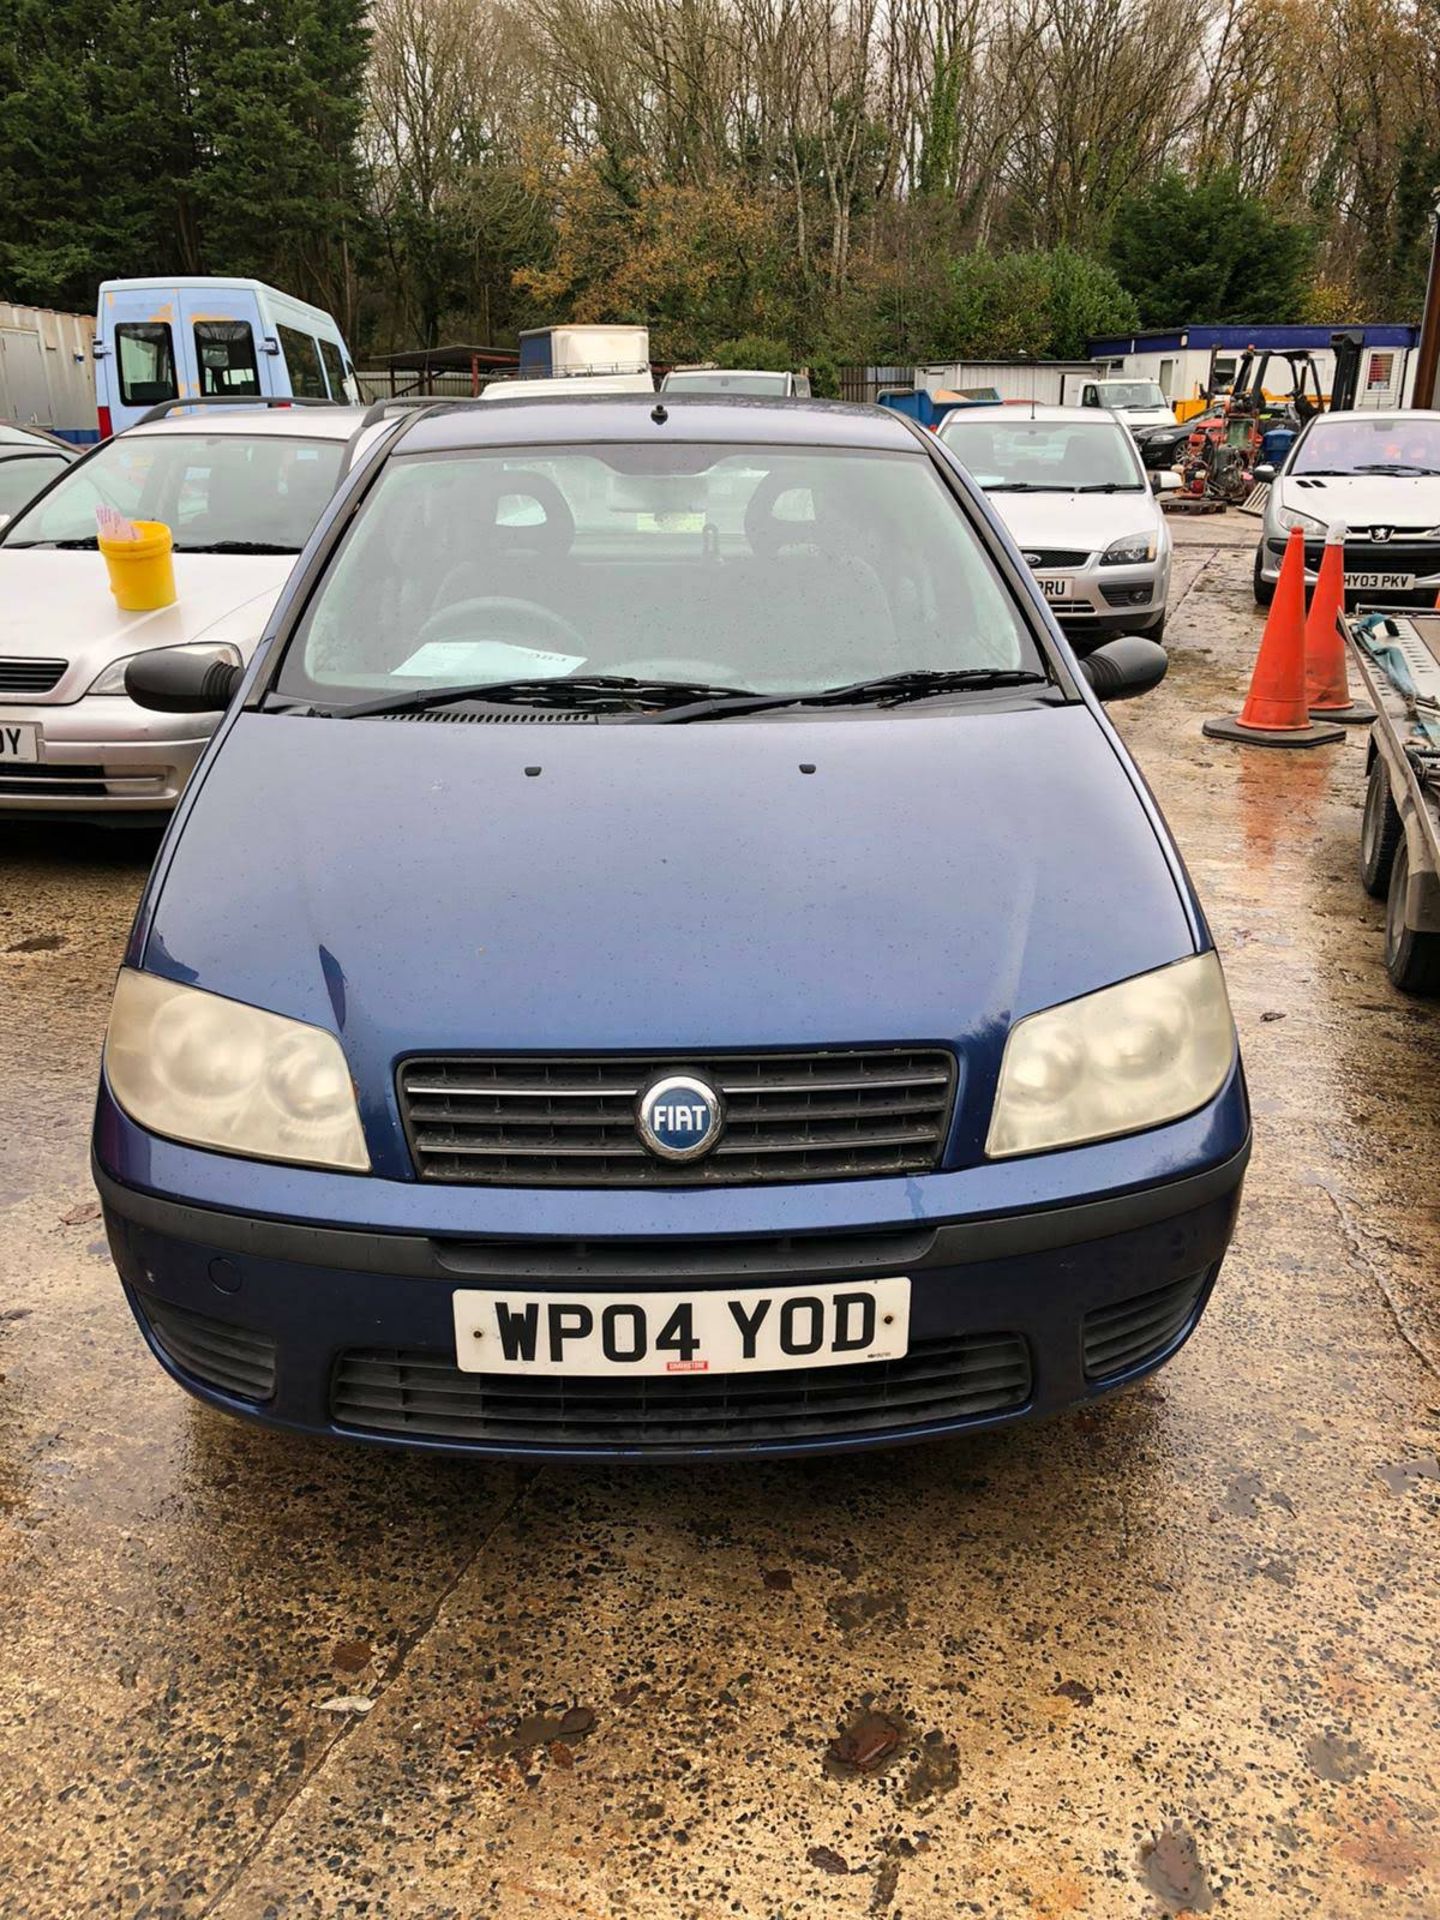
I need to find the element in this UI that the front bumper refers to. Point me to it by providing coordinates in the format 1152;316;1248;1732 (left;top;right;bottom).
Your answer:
96;1131;1250;1461
1031;555;1170;635
0;693;210;812
1259;534;1440;602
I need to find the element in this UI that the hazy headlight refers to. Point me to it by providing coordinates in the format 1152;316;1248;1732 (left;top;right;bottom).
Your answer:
87;642;241;697
987;952;1235;1158
1275;506;1326;537
104;969;369;1171
1100;532;1158;566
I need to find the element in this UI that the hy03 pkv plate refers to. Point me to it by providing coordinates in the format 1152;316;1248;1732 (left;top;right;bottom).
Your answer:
452;1277;912;1377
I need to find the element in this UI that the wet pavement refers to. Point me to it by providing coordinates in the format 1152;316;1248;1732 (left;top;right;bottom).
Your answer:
2;514;1438;1918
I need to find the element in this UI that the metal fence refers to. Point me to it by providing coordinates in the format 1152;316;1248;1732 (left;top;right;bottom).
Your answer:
354;368;494;404
838;366;915;405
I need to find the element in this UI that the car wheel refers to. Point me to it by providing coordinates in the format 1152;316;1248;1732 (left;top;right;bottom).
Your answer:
1383;840;1440;994
1137;612;1166;644
1252;547;1274;608
1359;756;1402;898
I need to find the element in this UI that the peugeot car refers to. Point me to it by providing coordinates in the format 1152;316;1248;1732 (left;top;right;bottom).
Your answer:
1254;408;1440;607
94;395;1249;1461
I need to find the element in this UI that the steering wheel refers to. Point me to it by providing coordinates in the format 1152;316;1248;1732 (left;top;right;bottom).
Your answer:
416;596;587;657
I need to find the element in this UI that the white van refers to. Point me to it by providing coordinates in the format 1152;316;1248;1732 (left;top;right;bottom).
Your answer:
94;277;359;438
1068;376;1178;431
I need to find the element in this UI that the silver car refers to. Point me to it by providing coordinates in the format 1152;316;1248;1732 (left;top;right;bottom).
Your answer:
0;401;386;815
938;404;1176;646
1254;408;1440;607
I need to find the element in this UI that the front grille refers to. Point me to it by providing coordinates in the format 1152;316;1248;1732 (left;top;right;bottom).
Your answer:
381;708;597;725
331;1331;1031;1449
1303;540;1440;575
142;1296;277;1402
398;1049;957;1187
1082;1272;1208;1380
0;656;66;694
1046;599;1096;617
1024;548;1089;569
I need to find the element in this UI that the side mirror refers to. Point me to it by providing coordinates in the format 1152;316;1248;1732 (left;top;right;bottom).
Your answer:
1253;463;1276;482
1080;634;1167;703
125;647;243;713
1151;470;1181;493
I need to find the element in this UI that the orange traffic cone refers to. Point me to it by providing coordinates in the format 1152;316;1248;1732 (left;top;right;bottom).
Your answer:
1305;522;1373;723
1204;524;1346;746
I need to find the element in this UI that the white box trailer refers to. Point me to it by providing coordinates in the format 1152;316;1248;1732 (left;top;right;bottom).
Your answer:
1085;325;1421;416
518;325;651;378
0;302;97;442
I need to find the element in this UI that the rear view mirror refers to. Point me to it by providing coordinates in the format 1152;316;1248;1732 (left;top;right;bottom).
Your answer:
1079;635;1167;703
125;647;243;713
1253;463;1276;482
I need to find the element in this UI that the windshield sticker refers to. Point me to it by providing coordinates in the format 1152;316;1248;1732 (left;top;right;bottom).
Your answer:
394;641;587;680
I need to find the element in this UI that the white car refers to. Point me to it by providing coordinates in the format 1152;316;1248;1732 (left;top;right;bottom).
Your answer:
938;405;1175;646
1255;409;1440;607
0;400;387;816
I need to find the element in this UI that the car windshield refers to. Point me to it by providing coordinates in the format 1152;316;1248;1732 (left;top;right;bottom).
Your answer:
940;419;1145;492
1291;416;1440;477
1;431;346;550
665;373;789;395
1099;383;1167;410
274;442;1038;703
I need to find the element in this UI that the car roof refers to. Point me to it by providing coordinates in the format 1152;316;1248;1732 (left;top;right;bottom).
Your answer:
665;368;787;379
122;405;372;443
396;393;917;456
0;421;73;451
1305;408;1440;427
941;404;1126;426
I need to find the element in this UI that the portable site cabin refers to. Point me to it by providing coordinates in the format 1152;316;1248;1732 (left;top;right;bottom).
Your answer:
914;360;1097;406
1086;324;1422;418
0;303;98;443
94;277;360;438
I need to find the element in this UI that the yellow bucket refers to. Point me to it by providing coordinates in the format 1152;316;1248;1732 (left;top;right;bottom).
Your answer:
99;519;177;612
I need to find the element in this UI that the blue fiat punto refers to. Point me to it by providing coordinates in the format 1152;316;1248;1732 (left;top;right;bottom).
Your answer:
94;395;1249;1459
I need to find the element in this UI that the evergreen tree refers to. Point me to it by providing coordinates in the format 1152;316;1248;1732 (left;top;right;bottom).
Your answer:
1107;171;1314;329
0;0;370;325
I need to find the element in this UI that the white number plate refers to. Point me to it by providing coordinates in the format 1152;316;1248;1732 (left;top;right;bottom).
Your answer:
452;1277;912;1377
1349;572;1414;590
1037;577;1071;601
0;723;40;764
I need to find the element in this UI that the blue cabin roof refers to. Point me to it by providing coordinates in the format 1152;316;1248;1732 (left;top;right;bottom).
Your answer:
1087;323;1419;356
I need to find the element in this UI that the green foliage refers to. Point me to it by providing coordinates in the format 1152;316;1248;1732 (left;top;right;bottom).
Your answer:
713;334;793;370
0;0;370;320
935;248;1140;360
1387;128;1440;319
1107;171;1314;328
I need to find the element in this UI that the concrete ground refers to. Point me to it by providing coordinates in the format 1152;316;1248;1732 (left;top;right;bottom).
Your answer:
2;510;1438;1919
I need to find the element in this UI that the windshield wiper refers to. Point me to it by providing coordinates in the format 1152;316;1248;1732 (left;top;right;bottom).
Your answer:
984;483;1070;492
643;667;1050;724
1074;482;1143;493
307;673;754;721
1352;464;1440;477
4;535;100;549
173;540;302;554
